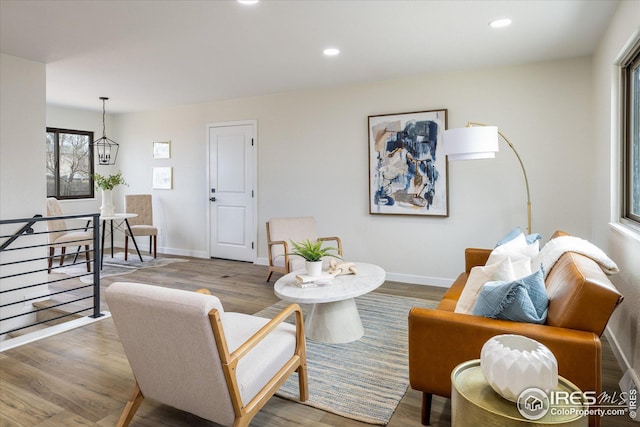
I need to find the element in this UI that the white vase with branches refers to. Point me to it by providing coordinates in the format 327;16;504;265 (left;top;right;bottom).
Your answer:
94;171;127;217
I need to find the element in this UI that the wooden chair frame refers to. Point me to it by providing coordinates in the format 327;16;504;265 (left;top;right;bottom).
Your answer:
124;234;156;259
265;221;342;281
48;244;91;273
116;289;308;427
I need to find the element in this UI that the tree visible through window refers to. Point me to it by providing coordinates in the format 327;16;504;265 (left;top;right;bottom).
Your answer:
46;128;94;199
623;43;640;225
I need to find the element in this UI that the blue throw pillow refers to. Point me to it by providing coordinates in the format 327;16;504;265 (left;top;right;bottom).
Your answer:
495;227;542;247
472;268;548;324
495;227;521;247
525;232;542;245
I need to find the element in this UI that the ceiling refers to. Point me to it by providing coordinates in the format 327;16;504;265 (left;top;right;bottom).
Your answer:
1;0;619;114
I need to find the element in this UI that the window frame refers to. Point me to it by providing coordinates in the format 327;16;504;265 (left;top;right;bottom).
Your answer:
622;41;640;226
46;127;95;200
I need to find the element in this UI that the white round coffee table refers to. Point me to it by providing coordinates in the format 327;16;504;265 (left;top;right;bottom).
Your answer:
274;262;385;343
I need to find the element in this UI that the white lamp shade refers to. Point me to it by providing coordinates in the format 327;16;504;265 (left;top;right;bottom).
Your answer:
443;126;499;160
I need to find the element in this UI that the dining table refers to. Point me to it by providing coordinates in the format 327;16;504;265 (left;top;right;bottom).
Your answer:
99;213;143;269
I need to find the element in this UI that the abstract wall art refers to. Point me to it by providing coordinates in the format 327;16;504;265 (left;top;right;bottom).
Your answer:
368;109;448;216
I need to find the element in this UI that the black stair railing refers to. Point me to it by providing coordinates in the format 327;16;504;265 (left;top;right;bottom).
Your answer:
0;214;42;251
0;213;103;337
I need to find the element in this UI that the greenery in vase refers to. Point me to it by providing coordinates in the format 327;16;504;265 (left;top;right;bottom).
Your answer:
94;171;127;191
286;239;341;262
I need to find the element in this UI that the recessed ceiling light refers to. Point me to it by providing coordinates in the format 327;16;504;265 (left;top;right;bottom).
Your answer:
238;0;259;5
323;48;340;56
489;18;512;29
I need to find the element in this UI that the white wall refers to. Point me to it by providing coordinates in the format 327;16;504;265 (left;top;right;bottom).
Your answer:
592;0;640;384
114;56;594;284
0;54;47;334
1;54;46;220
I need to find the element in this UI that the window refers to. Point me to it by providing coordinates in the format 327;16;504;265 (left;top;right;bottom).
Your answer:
46;128;94;199
622;43;640;225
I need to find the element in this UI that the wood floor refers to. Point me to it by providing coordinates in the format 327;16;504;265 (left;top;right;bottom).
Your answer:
0;255;634;427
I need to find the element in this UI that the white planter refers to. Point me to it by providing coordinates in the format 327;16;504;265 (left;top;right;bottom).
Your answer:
480;334;558;402
100;189;115;217
305;260;323;277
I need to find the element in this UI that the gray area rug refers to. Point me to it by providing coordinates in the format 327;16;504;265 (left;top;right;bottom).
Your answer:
55;252;187;283
254;292;437;425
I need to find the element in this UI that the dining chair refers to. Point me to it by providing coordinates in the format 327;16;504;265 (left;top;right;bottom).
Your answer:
106;282;308;427
124;194;158;260
265;216;343;281
45;197;93;273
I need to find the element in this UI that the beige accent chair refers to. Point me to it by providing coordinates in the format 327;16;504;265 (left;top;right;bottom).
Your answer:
265;216;343;281
106;282;308;427
46;197;93;273
124;194;158;260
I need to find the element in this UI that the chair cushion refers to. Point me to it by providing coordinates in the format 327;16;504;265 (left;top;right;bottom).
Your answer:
271;256;305;272
268;216;319;271
46;197;91;244
268;217;318;242
125;224;158;237
125;194;153;226
52;230;93;247
221;312;297;405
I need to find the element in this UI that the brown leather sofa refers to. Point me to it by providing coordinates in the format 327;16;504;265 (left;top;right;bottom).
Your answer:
408;231;623;427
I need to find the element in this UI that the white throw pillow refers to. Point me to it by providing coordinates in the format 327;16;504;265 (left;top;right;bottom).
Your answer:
486;232;539;266
455;257;533;315
509;257;534;279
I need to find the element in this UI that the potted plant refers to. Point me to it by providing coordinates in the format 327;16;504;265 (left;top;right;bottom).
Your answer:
287;239;341;277
94;171;127;217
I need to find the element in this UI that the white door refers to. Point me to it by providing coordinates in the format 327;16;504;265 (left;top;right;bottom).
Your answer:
208;122;256;261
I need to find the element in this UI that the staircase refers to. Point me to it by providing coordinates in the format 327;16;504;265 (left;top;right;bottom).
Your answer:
1;213;107;350
7;295;87;338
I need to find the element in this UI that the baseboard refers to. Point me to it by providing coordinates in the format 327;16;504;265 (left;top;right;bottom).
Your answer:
255;257;453;288
0;312;111;352
605;325;640;422
604;326;640;406
159;247;209;259
103;241;208;260
605;325;632;375
385;272;453;288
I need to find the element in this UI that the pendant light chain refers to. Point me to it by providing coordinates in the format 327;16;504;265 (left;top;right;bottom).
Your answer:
93;97;119;165
102;98;106;137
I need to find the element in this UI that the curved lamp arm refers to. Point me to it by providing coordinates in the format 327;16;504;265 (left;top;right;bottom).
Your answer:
467;122;532;234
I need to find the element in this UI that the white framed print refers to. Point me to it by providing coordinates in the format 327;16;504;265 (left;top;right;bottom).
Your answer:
153;141;171;159
152;167;173;189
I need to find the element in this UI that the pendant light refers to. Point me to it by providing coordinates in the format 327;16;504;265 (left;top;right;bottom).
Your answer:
93;97;119;165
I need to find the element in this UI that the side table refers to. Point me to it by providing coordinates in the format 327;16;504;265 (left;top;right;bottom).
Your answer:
274;262;385;343
451;360;587;427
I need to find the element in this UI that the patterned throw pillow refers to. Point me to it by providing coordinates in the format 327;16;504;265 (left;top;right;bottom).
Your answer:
454;257;532;314
472;268;548;324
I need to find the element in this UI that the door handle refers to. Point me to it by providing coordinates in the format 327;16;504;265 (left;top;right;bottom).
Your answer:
209;197;216;202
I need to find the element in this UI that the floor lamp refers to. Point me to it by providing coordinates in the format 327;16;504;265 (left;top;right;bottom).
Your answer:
442;122;532;234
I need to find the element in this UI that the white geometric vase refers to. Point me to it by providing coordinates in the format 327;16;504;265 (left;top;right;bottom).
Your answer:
100;189;115;217
480;334;558;402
